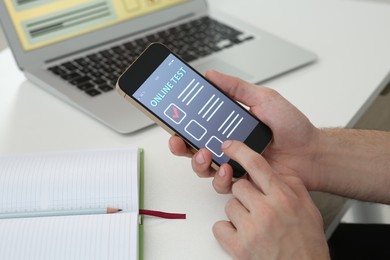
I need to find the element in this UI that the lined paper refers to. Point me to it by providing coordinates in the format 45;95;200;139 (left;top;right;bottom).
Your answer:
0;148;141;259
0;148;140;214
0;213;138;260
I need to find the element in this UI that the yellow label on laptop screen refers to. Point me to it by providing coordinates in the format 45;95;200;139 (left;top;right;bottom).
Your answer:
5;0;186;51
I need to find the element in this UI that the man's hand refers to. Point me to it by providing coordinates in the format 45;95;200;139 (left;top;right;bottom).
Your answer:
169;70;322;193
212;140;329;260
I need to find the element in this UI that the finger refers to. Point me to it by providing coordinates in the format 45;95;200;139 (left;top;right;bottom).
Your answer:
191;148;215;178
225;198;250;230
212;220;238;256
168;135;193;158
205;70;265;107
212;164;234;194
231;179;263;210
222;140;278;195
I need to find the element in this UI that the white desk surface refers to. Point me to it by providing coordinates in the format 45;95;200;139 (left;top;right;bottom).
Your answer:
1;0;390;259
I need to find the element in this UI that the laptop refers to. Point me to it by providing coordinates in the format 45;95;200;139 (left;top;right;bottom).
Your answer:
0;0;316;134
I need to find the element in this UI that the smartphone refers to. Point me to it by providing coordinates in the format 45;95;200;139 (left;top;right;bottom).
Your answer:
117;43;272;178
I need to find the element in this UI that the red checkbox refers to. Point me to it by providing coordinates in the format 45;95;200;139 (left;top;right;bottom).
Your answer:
164;103;186;124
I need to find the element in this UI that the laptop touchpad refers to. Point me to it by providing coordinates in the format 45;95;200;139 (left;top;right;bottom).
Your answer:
195;59;254;82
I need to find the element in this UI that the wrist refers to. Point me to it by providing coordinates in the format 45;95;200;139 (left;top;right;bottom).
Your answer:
313;128;390;202
310;128;341;192
297;126;325;191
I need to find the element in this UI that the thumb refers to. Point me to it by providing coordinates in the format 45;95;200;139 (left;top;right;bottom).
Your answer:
205;70;263;108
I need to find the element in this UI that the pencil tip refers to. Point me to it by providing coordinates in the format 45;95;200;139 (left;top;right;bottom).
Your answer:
107;207;123;214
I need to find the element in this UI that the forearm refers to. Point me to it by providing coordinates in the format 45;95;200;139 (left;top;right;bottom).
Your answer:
315;128;390;203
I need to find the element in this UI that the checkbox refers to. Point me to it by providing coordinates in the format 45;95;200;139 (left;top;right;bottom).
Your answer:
164;103;186;124
205;136;224;157
185;120;207;141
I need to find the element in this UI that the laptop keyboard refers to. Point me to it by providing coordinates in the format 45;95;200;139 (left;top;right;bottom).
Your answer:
48;17;254;97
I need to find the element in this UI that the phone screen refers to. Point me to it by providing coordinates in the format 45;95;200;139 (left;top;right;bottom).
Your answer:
132;53;262;165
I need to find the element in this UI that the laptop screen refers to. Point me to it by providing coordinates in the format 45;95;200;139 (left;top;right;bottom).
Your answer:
4;0;187;52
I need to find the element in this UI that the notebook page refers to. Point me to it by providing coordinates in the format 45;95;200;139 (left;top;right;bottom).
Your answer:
0;148;140;214
0;212;139;260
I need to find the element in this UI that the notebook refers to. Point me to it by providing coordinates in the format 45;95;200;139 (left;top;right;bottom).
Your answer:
0;148;144;260
0;0;316;134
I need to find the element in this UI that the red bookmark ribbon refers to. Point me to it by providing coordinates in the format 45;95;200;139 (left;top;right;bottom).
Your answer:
139;209;186;219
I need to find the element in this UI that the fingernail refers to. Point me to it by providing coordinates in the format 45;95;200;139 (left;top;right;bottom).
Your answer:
195;151;205;164
222;140;232;149
218;166;226;177
168;141;175;154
